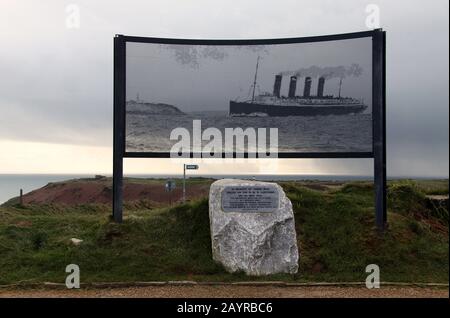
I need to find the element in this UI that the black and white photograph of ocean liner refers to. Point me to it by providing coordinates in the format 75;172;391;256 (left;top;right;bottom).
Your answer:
125;37;372;153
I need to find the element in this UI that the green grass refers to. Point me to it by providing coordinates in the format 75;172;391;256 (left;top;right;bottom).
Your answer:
0;180;447;285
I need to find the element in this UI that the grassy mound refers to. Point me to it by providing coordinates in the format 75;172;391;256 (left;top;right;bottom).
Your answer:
0;180;447;284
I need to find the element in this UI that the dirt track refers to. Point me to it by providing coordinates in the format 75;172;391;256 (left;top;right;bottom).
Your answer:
1;286;448;298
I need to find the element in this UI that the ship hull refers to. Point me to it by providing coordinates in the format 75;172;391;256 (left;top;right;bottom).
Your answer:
229;101;367;117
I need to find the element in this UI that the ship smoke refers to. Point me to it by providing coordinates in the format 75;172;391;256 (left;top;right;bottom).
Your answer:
279;64;363;80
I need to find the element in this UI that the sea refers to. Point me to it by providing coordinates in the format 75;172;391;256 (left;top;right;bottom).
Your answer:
126;111;372;153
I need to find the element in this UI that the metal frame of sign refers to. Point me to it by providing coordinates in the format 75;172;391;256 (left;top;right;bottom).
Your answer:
113;29;386;230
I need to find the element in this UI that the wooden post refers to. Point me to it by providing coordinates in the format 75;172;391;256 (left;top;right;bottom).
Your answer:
19;189;23;205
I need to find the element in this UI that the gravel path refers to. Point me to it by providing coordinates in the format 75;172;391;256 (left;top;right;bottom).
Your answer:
0;286;448;298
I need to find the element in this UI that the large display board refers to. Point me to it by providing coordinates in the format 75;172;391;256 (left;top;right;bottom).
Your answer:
124;34;373;157
113;30;386;228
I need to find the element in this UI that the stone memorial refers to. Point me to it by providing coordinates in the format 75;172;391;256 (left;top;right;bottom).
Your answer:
209;179;299;275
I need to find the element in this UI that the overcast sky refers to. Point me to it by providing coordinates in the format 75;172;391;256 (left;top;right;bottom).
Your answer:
0;0;448;177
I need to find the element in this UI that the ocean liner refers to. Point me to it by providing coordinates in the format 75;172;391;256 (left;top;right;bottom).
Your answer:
229;58;367;117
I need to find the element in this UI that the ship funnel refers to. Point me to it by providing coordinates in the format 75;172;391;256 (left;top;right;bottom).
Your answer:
303;77;312;97
273;75;282;98
288;76;297;98
317;77;325;97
